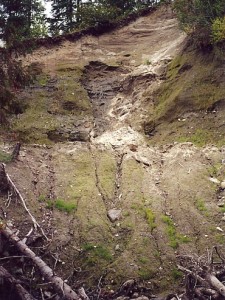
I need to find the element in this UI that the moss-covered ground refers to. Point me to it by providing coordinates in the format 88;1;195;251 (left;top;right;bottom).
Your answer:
144;47;225;146
10;64;92;144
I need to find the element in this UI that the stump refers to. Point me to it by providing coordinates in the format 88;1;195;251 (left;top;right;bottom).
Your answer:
0;163;9;193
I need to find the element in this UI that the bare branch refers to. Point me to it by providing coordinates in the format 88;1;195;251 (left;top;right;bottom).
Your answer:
1;225;81;300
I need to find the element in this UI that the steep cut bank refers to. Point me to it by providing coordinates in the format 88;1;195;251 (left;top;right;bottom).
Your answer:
1;5;225;300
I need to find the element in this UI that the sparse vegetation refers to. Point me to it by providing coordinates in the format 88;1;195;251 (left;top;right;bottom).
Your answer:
144;208;156;231
55;199;77;213
0;150;12;163
46;198;77;213
138;268;155;280
82;243;112;263
38;194;47;202
215;234;225;244
162;215;191;249
162;215;179;249
138;257;149;264
195;198;209;216
144;59;151;65
171;267;183;281
196;198;207;212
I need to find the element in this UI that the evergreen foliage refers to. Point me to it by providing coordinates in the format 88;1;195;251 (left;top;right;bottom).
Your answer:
48;0;162;34
0;51;37;124
0;0;46;46
173;0;225;47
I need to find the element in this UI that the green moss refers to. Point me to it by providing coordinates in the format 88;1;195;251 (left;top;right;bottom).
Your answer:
144;208;156;231
195;198;209;217
37;74;48;86
144;47;225;146
171;268;183;281
55;198;77;213
138;257;149;264
207;163;222;177
97;152;117;200
215;234;225;244
11;64;92;144
177;234;192;243
38;194;47;202
46;198;77;213
188;129;211;147
82;243;112;262
162;215;191;249
0;150;12;163
196;198;207;212
144;59;151;65
177;131;210;147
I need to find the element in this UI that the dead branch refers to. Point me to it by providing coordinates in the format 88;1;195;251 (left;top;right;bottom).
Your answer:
177;265;209;288
1;225;81;300
3;164;48;240
178;248;225;299
0;266;37;300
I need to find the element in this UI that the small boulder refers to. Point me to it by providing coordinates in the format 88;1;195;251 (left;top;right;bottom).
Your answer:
209;177;220;184
107;209;121;222
221;181;225;189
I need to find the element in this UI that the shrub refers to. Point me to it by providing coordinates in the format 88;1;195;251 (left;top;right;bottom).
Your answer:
212;17;225;43
173;0;225;47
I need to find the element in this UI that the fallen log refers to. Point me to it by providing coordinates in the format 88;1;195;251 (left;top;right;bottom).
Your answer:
0;266;36;300
1;225;81;300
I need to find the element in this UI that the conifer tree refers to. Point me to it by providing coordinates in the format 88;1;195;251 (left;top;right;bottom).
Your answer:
0;0;46;46
49;0;81;34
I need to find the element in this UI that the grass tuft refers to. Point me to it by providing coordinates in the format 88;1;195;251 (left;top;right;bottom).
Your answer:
171;267;183;281
55;199;77;213
46;198;77;213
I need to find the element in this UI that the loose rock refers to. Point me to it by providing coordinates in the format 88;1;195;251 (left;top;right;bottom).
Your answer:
107;209;122;222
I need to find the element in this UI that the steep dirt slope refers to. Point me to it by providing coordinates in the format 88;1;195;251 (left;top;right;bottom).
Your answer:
1;6;225;299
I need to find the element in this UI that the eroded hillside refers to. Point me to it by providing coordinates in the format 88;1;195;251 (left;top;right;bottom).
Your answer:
1;5;225;299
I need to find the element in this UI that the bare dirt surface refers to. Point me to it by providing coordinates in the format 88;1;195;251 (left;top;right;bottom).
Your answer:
1;6;225;300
